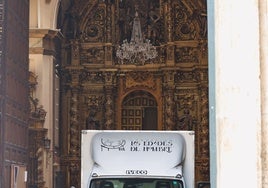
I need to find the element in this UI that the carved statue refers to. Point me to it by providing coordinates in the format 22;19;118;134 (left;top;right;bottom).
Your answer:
177;108;193;130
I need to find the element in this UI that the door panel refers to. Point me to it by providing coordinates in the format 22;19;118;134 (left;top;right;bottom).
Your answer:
142;107;157;130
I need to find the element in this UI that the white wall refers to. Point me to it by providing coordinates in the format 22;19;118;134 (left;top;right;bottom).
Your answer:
214;0;262;188
259;0;268;186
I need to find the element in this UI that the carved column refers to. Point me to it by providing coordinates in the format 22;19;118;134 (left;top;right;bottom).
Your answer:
199;87;210;178
69;87;80;187
67;68;82;188
106;1;112;42
164;1;174;65
104;87;115;129
71;39;80;65
163;71;176;130
164;0;173;42
200;86;209;157
69;89;79;155
104;71;116;129
166;45;175;65
105;1;113;65
196;85;209;181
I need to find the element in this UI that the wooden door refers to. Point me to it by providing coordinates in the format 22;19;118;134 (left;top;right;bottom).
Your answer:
121;91;157;130
142;107;157;130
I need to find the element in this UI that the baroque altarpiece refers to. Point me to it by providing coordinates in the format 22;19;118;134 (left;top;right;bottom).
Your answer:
58;0;208;187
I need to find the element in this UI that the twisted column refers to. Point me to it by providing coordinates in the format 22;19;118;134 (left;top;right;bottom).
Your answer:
104;91;114;130
200;87;209;157
163;71;176;130
69;90;79;155
164;89;176;130
164;0;173;42
104;72;116;129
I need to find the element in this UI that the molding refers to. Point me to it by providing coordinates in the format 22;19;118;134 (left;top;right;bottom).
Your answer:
29;29;63;55
29;28;63;39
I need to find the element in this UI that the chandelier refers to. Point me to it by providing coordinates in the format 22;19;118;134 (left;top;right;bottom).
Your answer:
116;11;158;65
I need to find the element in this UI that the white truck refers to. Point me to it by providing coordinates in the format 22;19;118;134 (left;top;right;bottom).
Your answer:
81;130;194;188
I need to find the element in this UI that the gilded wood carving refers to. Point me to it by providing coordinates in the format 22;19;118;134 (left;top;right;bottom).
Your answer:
58;0;208;187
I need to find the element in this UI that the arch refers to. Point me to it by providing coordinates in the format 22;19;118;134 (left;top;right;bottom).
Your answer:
120;90;158;130
78;0;100;32
29;0;61;29
52;0;61;29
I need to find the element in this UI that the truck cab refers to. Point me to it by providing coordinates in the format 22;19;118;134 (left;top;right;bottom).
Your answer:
89;178;184;188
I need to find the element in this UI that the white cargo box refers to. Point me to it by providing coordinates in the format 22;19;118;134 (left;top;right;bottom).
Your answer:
81;130;194;188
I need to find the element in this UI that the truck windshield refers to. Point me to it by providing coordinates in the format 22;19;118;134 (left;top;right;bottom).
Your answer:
90;178;183;188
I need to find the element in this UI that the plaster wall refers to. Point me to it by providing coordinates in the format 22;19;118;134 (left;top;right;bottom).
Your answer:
214;0;262;188
259;0;268;186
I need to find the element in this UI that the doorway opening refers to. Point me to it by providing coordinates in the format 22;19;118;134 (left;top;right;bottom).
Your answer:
121;90;157;130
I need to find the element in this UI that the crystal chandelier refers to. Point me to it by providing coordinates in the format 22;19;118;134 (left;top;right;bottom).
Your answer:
116;11;158;65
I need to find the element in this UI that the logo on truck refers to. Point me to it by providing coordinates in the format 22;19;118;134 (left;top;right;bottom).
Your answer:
101;138;126;151
126;170;148;175
100;138;173;153
130;140;173;153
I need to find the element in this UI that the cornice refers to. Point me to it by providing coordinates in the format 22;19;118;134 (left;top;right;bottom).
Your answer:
29;28;63;39
29;29;63;55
